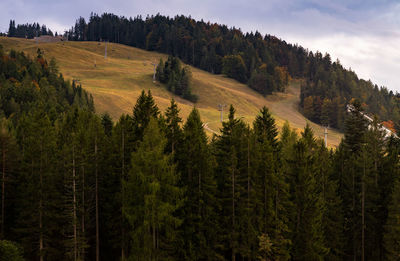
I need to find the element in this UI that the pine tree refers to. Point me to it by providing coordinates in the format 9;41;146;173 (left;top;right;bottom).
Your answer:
362;118;385;260
381;136;400;260
286;125;328;260
111;114;134;260
15;107;58;260
176;108;218;260
253;107;291;260
164;99;183;154
253;106;278;149
123;118;183;260
337;100;369;260
383;179;400;260
0;117;18;240
132;90;159;142
214;105;251;260
314;142;343;260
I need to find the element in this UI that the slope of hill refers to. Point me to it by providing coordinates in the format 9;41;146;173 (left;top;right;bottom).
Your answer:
0;37;343;146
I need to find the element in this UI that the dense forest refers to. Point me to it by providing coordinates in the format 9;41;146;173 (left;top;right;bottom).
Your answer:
1;47;400;260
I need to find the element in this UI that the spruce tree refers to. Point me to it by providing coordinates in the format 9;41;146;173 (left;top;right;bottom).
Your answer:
15;107;58;260
111;114;134;260
123;118;183;260
132;90;159;142
0;117;18;240
383;179;400;260
253;107;291;260
314;142;343;260
286;125;328;260
214;105;252;260
176;108;218;260
381;136;400;259
164;99;183;154
362;118;385;260
337;100;368;260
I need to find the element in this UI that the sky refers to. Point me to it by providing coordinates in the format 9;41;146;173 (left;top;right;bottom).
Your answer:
1;0;399;92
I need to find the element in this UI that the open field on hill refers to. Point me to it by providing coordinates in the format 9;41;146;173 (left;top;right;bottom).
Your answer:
0;37;343;146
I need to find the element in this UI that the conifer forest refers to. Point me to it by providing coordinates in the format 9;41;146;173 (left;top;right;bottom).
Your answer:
1;12;400;261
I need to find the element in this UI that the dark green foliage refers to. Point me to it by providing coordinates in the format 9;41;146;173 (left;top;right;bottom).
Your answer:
14;107;58;260
176;108;219;260
164;99;183;154
248;72;274;95
253;106;278;149
334;103;392;261
384;179;400;260
0;240;24;261
132;90;159;142
101;113;113;137
300;54;400;130
7;20;53;38
0;48;94;122
123;118;183;260
156;56;197;102
314;142;344;261
253;108;291;260
285;125;328;260
3;47;400;261
222;55;247;83
214;105;266;260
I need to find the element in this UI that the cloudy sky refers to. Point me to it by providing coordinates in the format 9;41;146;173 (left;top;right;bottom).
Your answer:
1;0;399;91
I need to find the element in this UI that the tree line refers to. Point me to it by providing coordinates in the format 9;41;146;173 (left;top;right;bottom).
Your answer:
7;21;54;39
1;48;400;260
6;15;400;131
64;13;400;130
65;13;293;94
299;53;400;131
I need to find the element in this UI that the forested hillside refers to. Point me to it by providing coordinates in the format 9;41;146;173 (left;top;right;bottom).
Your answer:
0;36;345;146
299;56;400;130
7;15;400;131
65;14;295;93
1;46;400;260
61;13;400;131
0;45;93;119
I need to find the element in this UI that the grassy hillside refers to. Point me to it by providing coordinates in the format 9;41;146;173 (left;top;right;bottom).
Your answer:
0;37;343;146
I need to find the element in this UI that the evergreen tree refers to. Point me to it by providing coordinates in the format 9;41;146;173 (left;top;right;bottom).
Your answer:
314;142;343;260
0;240;24;261
337;100;369;260
253;107;291;260
286;125;328;260
15;107;58;261
132;90;159;142
0;117;18;240
383;179;400;260
362;118;386;260
110;114;135;260
176;108;218;260
214;105;253;260
164;99;183;154
381;136;400;259
123;118;183;260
